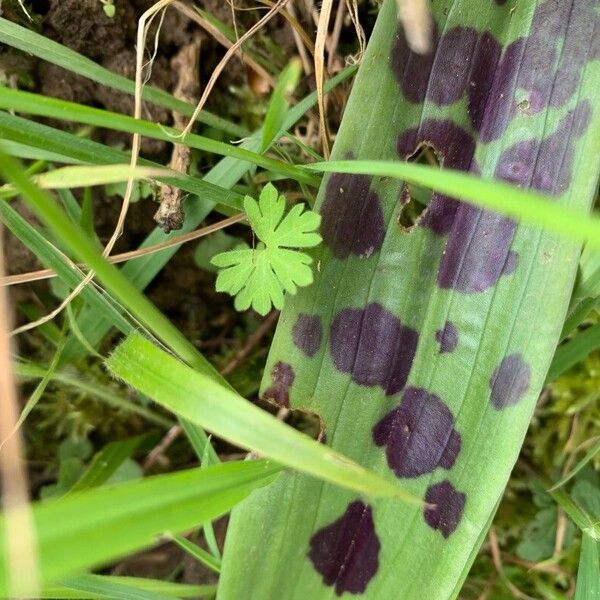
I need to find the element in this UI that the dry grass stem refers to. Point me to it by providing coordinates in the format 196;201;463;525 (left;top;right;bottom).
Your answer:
2;214;246;287
314;0;334;158
173;1;275;89
397;0;432;54
0;228;39;597
180;0;291;140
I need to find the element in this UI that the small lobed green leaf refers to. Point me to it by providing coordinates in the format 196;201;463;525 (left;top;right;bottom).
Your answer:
212;184;321;315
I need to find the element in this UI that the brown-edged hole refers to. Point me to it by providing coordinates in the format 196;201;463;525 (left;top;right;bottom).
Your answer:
398;142;441;229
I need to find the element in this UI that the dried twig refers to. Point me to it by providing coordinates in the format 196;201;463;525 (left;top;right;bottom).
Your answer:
155;36;202;232
1;214;246;287
314;0;334;158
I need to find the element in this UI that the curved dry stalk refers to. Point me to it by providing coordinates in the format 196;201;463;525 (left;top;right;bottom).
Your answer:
2;214;246;287
345;0;366;64
314;0;334;158
0;230;39;597
180;0;290;140
11;0;176;337
173;1;275;89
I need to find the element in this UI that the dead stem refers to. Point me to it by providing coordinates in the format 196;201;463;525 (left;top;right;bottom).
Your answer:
1;214;246;287
155;36;202;232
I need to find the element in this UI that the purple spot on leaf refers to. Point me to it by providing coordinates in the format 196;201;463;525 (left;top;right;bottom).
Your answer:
427;27;480;106
373;387;461;478
496;100;592;195
293;313;323;358
436;321;458;353
476;0;599;141
320;173;385;259
397;120;476;235
308;501;380;595
437;204;517;293
330;303;418;395
467;32;502;131
476;38;525;141
390;23;438;103
490;353;531;409
262;361;294;408
424;480;466;538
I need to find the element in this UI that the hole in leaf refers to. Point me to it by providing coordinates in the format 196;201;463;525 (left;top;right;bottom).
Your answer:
398;142;441;229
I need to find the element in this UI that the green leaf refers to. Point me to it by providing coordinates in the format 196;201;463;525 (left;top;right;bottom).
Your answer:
262;58;303;152
69;436;147;493
105;333;420;502
41;575;215;599
575;532;600;600
0;460;279;592
212;184;321;315
218;0;600;598
0;17;245;137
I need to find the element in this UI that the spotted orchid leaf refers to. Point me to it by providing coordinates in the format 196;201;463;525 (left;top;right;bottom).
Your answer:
218;0;600;598
212;183;321;315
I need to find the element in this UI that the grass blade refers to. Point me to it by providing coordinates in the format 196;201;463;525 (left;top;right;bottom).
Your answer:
0;17;245;137
42;576;216;599
306;160;600;249
575;532;600;600
0;151;227;381
261;59;303;152
547;324;600;382
0;460;279;592
0;87;318;186
170;534;221;574
106;333;420;502
69;436;147;493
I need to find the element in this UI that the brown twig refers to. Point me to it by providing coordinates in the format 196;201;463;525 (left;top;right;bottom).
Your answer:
0;214;246;287
155;36;202;232
314;0;334;158
488;527;537;600
220;310;279;376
